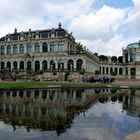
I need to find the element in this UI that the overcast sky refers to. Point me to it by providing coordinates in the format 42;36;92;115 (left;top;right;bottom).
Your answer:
0;0;139;56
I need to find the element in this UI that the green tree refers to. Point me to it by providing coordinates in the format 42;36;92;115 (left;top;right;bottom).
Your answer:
75;42;83;53
95;70;100;75
111;71;117;76
98;55;108;62
111;56;117;63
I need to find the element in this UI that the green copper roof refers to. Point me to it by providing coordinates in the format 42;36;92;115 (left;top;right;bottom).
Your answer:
127;42;140;48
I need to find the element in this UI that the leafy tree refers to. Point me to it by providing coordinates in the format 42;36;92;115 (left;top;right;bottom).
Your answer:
111;71;117;76
111;56;117;63
98;55;108;62
75;42;83;53
95;70;100;75
118;56;123;63
79;69;85;75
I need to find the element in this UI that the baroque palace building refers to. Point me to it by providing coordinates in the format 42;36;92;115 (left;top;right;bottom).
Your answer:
0;23;99;81
0;23;140;80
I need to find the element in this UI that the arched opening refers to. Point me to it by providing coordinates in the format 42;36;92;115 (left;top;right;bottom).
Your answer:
1;46;5;55
58;41;64;52
13;61;18;70
76;59;83;71
106;67;109;74
115;67;118;75
13;45;18;54
58;59;64;71
1;62;4;69
119;68;123;75
7;62;11;71
19;44;24;54
103;67;105;74
50;41;57;52
67;59;74;71
130;68;136;79
42;60;47;71
35;42;40;53
27;44;32;53
50;60;55;71
35;61;40;71
110;67;113;74
7;45;11;54
27;61;32;70
20;61;24;70
42;42;48;52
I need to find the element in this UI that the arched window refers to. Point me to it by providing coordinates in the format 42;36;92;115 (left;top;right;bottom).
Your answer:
110;67;113;74
106;67;109;74
119;68;123;75
42;60;47;71
7;45;11;54
13;45;18;54
19;44;24;54
76;59;83;71
50;60;55;70
68;60;74;71
7;61;11;71
13;61;17;70
35;60;40;71
115;67;118;75
27;44;32;53
27;61;32;70
35;42;40;53
20;61;24;70
58;59;64;70
42;42;48;52
1;46;5;55
58;41;64;52
1;62;4;69
50;41;57;52
103;67;105;74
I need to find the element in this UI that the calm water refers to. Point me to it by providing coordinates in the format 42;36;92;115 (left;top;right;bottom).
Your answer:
0;88;140;140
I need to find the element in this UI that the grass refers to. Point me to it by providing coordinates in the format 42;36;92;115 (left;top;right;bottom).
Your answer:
0;81;128;88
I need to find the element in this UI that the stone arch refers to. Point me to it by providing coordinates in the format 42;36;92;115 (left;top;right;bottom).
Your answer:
58;59;64;70
50;60;56;70
35;60;40;71
42;60;47;71
115;67;118;75
20;61;24;70
110;67;113;74
27;61;32;70
106;67;109;74
119;68;123;75
76;59;83;71
67;59;74;71
7;61;11;71
13;61;18;70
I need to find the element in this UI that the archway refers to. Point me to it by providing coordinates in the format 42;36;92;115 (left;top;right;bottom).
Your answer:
35;61;40;71
67;59;74;71
76;59;83;71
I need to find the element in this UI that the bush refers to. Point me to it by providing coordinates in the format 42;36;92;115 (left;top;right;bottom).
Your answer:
53;71;57;75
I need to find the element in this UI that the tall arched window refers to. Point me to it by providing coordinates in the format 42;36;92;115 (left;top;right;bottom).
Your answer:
119;68;123;75
35;42;40;53
7;62;11;71
115;67;118;75
35;61;40;71
76;59;83;71
27;44;32;53
1;62;4;69
58;41;64;52
106;67;109;74
27;61;32;70
7;45;11;54
1;46;5;55
50;60;55;70
20;61;24;70
13;61;17;69
67;60;74;71
42;60;47;71
19;44;24;54
50;41;57;52
110;67;113;74
13;45;18;54
42;42;48;52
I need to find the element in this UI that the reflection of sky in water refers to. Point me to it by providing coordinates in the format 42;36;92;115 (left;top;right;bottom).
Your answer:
0;101;140;140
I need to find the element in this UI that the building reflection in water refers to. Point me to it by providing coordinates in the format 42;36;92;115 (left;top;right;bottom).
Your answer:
0;88;140;135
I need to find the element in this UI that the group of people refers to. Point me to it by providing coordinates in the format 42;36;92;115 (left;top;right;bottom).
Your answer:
83;76;115;83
